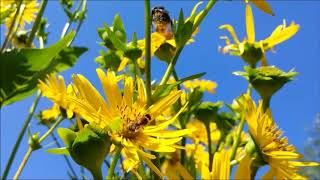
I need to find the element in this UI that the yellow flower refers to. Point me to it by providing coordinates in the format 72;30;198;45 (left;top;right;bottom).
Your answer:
238;95;319;179
161;152;193;180
186;119;220;145
186;144;231;179
2;0;39;30
219;4;299;66
39;103;61;122
64;68;193;178
38;74;74;119
183;79;217;93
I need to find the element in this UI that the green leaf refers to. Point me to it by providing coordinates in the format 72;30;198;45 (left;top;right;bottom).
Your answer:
46;147;70;155
195;101;223;125
95;51;121;71
53;46;88;72
177;72;206;83
104;23;127;52
57;128;77;148
112;14;126;43
189;1;203;22
0;32;86;106
70;126;111;176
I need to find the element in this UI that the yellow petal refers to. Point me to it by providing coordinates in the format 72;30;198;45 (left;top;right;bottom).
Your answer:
138;151;164;179
144;103;187;132
147;90;182;118
265;151;302;159
261;169;274;180
123;76;133;107
118;57;130;72
72;74;109;114
144;129;193;138
250;0;274;16
136;77;147;108
96;69;122;110
263;22;299;49
177;163;194;180
234;155;252;179
289;161;320;167
214;149;231;179
246;4;255;43
219;24;240;44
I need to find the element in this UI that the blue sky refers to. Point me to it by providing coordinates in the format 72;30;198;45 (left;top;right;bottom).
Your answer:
1;1;320;179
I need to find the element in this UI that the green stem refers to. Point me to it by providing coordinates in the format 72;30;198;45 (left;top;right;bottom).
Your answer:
12;147;32;180
193;0;217;31
13;116;64;179
172;69;187;165
38;116;64;143
2;91;41;179
230;115;245;161
144;0;152;106
106;146;122;180
205;123;214;172
70;0;87;45
61;21;71;38
159;47;183;85
0;0;23;52
27;0;48;46
262;96;271;112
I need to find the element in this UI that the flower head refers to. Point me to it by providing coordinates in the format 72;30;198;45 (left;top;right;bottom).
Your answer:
186;144;232;179
219;4;299;66
38;74;74;119
2;0;39;30
237;95;319;179
161;152;193;180
186;119;220;145
63;68;192;177
183;79;217;94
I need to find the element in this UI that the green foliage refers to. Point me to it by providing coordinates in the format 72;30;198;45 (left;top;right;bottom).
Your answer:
54;125;111;179
240;42;263;67
195;101;222;125
234;66;297;99
96;14;142;72
0;32;87;106
174;2;203;47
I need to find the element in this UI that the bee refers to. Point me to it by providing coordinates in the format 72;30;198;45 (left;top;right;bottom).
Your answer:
151;6;173;39
127;114;152;132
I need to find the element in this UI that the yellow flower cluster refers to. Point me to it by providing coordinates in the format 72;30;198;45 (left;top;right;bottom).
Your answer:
183;79;217;93
1;0;39;30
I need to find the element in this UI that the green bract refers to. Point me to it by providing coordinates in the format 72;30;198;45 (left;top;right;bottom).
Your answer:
53;125;111;179
234;66;298;99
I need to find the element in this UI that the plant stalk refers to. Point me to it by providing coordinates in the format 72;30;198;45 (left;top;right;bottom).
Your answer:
230;115;245;161
262;96;271;112
144;0;152;106
106;145;122;180
13;116;64;179
2;91;41;179
12;147;32;180
205;123;214;172
27;0;48;46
